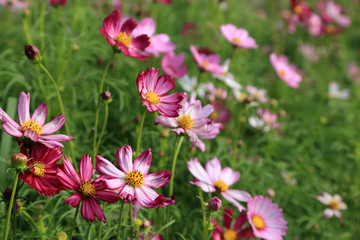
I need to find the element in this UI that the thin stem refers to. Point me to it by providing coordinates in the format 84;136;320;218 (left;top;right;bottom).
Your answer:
39;2;46;53
98;203;106;240
3;172;19;240
198;189;207;225
22;211;46;240
95;103;109;154
202;215;212;240
135;108;147;157
116;201;125;240
69;205;80;240
22;15;33;45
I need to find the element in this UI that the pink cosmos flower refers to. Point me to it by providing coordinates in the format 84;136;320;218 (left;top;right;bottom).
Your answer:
190;46;224;75
220;24;258;49
247;196;288;240
100;10;151;61
155;95;221;152
136;67;184;117
161;52;187;78
317;192;347;219
0;92;74;149
0;0;27;11
57;155;119;222
132;17;175;57
210;100;230;130
212;208;254;240
319;1;351;27
246;85;268;103
269;53;302;88
257;108;280;130
96;145;175;208
187;157;251;211
307;13;323;36
19;143;65;197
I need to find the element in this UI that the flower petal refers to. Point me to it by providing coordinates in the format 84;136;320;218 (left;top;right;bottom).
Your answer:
89;198;106;222
144;170;171;188
96;155;126;178
95;191;119;203
133;149;152;175
117;145;133;173
187;158;213;185
64;192;83;207
79;154;93;182
222;191;246;212
0;108;22;137
31;103;47;126
18;92;30;125
219;167;240;186
81;198;96;222
205;157;222;183
42;115;66;134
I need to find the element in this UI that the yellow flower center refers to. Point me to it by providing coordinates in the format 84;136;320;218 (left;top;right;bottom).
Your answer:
21;119;43;136
214;180;229;192
279;69;286;77
125;170;145;188
211;112;219;120
329;199;340;210
252;215;265;230
79;181;96;197
33;161;46;177
326;25;336;34
202;60;210;68
294;5;302;14
145;90;160;105
114;32;132;47
178;115;194;130
223;229;237;240
233;37;242;45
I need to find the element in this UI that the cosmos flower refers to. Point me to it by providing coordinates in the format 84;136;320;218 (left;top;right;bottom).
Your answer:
187;157;251;211
318;1;351;27
100;10;151;61
247;196;288;240
136;67;184;117
0;0;27;11
307;13;323;36
317;192;347;219
291;0;312;24
246;85;268;103
212;59;242;91
269;53;302;88
0;92;74;149
328;82;350;100
220;24;258;49
257;108;280;130
190;46;224;75
210;99;230;130
96;145;175;208
178;75;207;98
161;52;187;78
212;208;254;240
57;155;119;222
19;143;65;197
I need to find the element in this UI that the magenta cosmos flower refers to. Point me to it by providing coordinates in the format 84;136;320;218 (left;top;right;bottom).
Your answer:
187;157;251;211
155;95;221;152
317;192;347;219
220;24;258;49
269;53;302;88
0;92;74;149
49;0;67;6
100;10;151;61
96;145;175;208
57;155;119;222
137;67;184;117
213;208;254;240
190;46;224;75
19;143;65;197
247;196;288;240
161;52;187;78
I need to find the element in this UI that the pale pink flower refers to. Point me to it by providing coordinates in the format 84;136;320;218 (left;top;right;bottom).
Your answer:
220;24;258;49
323;1;351;27
0;92;74;149
136;67;184;117
307;13;323;36
187;157;251;211
317;192;347;219
257;108;280;130
0;0;27;11
300;44;319;62
348;61;360;83
161;52;187;78
246;85;268;103
269;53;302;88
155;95;221;152
96;145;175;208
247;196;288;240
190;46;224;75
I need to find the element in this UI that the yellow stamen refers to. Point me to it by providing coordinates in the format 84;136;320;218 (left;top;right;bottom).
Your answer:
114;32;132;47
21;119;43;136
326;25;335;34
214;180;228;192
79;181;96;197
252;215;265;230
233;37;242;45
211;112;219;120
33;161;46;177
223;229;237;240
329;199;340;210
294;5;302;14
145;90;160;105
125;170;145;188
279;69;286;77
178;115;194;130
202;60;210;68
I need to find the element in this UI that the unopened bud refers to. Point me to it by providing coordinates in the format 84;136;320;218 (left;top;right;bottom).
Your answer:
141;219;151;229
208;196;221;211
24;45;40;62
134;218;143;227
15;201;22;212
11;153;28;170
3;188;14;201
101;91;112;103
267;188;275;198
134;116;141;123
57;232;68;240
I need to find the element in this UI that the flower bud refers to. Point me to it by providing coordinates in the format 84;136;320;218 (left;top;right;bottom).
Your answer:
11;153;28;170
50;0;67;6
57;232;68;240
134;218;143;227
101;91;112;103
208;196;221;211
141;219;151;229
24;45;40;62
160;128;170;138
267;188;276;198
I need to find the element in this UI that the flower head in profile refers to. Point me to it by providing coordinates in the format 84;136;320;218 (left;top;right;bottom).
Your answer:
247;196;288;240
96;145;175;208
161;52;187;78
212;208;254;240
220;24;258;49
136;67;184;117
155;95;221;152
100;10;151;61
317;192;347;219
187;157;251;211
19;143;65;197
57;155;119;222
0;92;74;149
190;46;224;75
269;53;302;88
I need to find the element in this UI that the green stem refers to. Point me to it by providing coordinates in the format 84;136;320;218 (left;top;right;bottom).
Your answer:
129;203;134;238
39;2;46;52
22;211;46;240
202;215;212;240
198;189;207;225
22;15;32;45
69;205;80;240
135;108;147;157
95;103;109;155
116;201;125;240
3;172;19;240
98;203;106;240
